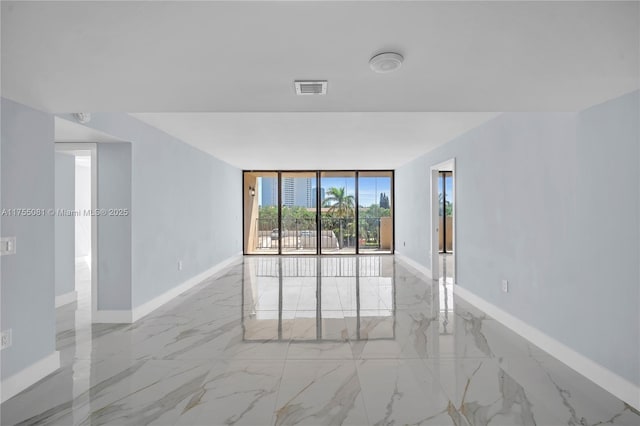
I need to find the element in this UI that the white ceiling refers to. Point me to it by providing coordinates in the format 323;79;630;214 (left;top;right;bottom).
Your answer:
3;1;639;168
132;112;500;169
2;1;638;113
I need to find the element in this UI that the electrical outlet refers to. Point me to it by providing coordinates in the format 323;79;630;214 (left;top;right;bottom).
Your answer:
1;329;12;349
502;280;509;293
178;260;183;271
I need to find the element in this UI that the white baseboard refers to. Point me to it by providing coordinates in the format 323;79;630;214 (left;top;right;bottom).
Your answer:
453;285;640;411
55;290;77;307
132;252;243;322
0;351;60;403
91;253;243;324
394;251;433;280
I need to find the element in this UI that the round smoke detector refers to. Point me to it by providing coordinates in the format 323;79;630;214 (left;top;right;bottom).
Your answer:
369;52;404;74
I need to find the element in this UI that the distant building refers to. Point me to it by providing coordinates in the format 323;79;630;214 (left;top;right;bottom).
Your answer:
261;177;278;207
284;177;313;207
295;178;313;207
262;177;316;208
282;177;295;206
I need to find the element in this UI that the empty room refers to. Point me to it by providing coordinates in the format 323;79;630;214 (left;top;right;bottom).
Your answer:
0;1;639;425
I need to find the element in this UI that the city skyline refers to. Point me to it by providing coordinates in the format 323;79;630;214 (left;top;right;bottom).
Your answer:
258;176;392;208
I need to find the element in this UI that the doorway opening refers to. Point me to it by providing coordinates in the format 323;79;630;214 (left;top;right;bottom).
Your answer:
54;144;97;321
54;142;97;400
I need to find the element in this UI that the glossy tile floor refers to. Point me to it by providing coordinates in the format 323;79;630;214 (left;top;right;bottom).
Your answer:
2;256;638;425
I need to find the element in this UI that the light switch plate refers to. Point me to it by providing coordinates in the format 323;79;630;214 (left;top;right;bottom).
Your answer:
0;237;16;255
502;279;509;293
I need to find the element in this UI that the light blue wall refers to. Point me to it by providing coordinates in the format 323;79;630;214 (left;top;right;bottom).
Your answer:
395;91;639;386
97;143;132;310
1;100;240;382
1;98;56;379
57;114;242;309
54;152;75;298
572;92;638;382
128;129;241;308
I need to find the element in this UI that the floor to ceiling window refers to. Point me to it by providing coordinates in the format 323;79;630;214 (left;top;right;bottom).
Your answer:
243;171;394;255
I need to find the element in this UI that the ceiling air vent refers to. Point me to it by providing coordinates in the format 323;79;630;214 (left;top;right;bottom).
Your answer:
294;80;327;95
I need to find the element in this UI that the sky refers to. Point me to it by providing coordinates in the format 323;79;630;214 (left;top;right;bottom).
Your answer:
347;177;390;207
306;176;391;207
257;175;392;207
255;174;454;208
439;174;454;203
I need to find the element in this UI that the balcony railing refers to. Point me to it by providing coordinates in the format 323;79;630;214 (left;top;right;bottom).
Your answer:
253;216;389;251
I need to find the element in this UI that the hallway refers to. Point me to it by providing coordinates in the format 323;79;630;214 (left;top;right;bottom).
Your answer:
1;256;638;425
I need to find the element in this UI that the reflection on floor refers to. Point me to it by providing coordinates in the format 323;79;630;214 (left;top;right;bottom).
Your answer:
243;257;394;343
439;252;454;282
2;256;638;425
57;256;93;360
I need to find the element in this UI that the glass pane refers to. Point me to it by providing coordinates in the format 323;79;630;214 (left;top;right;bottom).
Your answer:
281;172;317;254
358;171;393;253
444;172;453;252
438;171;453;253
320;172;356;254
244;172;278;254
439;173;444;252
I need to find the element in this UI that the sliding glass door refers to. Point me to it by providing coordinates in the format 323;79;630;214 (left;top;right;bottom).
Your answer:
244;172;279;254
243;170;393;255
281;172;318;254
358;171;393;253
319;171;356;254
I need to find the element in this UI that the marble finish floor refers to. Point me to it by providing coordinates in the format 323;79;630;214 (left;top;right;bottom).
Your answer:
1;256;638;425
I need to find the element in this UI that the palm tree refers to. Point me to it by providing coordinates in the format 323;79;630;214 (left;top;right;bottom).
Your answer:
323;187;355;248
